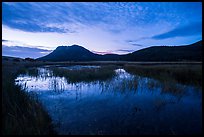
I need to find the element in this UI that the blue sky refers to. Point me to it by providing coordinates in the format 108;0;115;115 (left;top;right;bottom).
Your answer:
2;2;202;58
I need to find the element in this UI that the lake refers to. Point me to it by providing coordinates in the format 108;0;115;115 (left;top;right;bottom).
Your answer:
15;65;202;135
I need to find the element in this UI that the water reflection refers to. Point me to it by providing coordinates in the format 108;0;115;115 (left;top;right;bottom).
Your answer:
15;66;202;135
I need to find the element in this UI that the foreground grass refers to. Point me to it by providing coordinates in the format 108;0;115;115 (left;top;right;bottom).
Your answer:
124;64;202;88
2;60;56;135
50;65;117;83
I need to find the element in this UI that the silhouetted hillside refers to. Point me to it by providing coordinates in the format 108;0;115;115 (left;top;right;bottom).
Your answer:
122;40;202;61
37;40;202;62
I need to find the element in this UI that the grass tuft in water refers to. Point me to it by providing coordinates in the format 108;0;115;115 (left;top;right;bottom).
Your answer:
50;65;117;83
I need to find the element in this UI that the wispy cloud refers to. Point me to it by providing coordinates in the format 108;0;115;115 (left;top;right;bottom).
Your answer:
130;44;144;47
114;49;135;52
2;39;8;42
2;45;52;59
2;38;51;50
2;2;77;33
91;51;113;55
2;39;52;58
92;49;134;55
152;22;202;40
106;49;135;54
125;40;144;47
3;2;201;34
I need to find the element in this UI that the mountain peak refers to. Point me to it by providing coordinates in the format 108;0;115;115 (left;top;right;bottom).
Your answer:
70;44;82;47
56;45;84;49
69;45;86;49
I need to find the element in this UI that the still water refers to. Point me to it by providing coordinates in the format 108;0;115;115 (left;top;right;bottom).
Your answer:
15;66;202;135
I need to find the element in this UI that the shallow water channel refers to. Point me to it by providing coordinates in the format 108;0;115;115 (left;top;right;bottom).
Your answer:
15;65;202;135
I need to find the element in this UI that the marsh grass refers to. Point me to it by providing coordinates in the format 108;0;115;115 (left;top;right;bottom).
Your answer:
98;76;139;94
124;64;202;88
2;60;56;135
26;67;39;77
161;81;185;95
116;77;138;93
147;80;160;90
50;65;117;83
146;79;185;96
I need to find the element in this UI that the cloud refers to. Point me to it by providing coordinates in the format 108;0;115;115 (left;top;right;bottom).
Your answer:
152;22;202;40
106;49;135;54
2;2;117;33
2;38;50;49
2;2;77;33
114;49;135;52
91;51;113;55
130;44;144;47
92;49;134;55
4;2;201;34
126;40;144;47
2;39;8;42
2;45;52;59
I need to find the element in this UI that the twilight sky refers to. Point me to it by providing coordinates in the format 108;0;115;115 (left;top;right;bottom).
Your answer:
2;2;202;58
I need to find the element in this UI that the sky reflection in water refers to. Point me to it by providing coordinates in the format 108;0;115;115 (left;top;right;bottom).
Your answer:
15;67;202;135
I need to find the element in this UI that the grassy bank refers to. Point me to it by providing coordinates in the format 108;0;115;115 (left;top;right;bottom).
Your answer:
124;64;202;88
2;60;56;135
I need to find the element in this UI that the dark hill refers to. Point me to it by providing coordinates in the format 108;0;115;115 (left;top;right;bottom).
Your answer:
37;40;202;62
122;40;202;61
38;45;98;61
